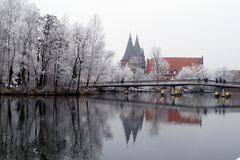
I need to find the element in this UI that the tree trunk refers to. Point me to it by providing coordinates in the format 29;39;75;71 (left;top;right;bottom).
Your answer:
0;49;5;86
86;70;91;88
76;61;82;94
8;65;13;88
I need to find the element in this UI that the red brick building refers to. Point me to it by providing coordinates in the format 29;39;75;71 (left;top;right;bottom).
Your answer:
147;57;204;79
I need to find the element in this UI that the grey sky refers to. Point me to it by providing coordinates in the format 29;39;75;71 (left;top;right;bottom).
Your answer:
29;0;240;70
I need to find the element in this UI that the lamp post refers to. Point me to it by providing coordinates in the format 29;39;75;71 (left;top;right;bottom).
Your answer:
173;69;177;80
133;68;136;81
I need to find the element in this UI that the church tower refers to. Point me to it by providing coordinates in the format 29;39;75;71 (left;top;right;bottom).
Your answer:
121;34;146;69
122;34;135;64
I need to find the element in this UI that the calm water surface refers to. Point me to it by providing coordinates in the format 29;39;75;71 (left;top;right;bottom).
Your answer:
0;93;240;160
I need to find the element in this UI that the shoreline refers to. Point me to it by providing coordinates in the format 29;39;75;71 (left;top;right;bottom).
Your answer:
0;88;239;96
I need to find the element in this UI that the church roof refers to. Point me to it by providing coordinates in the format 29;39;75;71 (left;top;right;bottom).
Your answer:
134;36;142;55
122;34;135;60
122;34;145;61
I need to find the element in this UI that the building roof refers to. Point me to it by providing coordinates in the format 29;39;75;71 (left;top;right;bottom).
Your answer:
122;34;145;61
121;34;146;69
122;34;135;60
134;36;142;55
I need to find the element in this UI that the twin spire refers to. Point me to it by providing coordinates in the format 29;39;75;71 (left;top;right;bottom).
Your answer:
122;34;145;61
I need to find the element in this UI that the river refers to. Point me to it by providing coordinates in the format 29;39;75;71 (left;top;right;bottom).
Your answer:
0;92;240;160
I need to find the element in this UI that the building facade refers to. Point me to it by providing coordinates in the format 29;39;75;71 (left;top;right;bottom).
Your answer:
147;57;204;79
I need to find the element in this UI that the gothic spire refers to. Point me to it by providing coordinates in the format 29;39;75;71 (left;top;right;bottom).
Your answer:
122;33;135;60
134;35;142;56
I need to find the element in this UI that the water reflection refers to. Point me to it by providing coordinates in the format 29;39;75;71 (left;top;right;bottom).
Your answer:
120;106;144;144
0;97;113;160
0;93;240;160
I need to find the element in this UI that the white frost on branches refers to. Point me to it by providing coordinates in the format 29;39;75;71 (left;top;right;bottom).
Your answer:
176;65;209;80
149;47;169;80
0;0;114;92
214;67;233;81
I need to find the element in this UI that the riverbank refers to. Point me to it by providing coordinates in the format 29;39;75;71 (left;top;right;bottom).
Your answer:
0;88;102;96
1;87;239;96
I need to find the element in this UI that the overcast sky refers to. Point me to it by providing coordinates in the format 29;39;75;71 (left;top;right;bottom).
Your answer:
29;0;240;70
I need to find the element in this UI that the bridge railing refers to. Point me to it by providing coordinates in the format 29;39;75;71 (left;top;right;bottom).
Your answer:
92;79;210;85
90;79;240;86
93;79;197;84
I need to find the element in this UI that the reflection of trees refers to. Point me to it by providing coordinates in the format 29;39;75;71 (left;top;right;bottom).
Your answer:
0;93;237;159
0;97;112;160
0;97;67;159
67;98;111;160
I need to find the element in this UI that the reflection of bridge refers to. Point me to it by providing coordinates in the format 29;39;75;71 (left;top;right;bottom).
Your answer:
90;96;240;110
87;79;240;89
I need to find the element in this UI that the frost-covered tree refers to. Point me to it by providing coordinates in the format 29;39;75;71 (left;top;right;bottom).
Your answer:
214;67;233;81
232;70;240;82
93;50;114;83
36;14;70;91
127;56;148;81
177;64;209;80
177;65;210;91
70;23;90;93
150;47;169;80
85;15;105;87
128;56;142;81
0;0;114;93
134;67;148;81
52;20;70;92
15;3;40;88
109;63;133;81
0;2;6;85
0;0;24;87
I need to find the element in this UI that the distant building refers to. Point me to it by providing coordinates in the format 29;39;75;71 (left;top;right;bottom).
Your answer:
232;70;240;82
147;57;204;79
121;34;146;69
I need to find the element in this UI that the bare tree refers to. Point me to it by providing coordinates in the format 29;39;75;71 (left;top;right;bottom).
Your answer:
71;23;90;94
93;51;114;83
85;15;105;87
17;3;40;89
0;0;113;93
109;62;133;81
214;67;233;81
177;64;209;80
150;47;169;80
1;0;24;87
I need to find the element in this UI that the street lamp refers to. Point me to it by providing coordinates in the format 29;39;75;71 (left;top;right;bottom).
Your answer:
133;68;136;81
173;69;177;80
